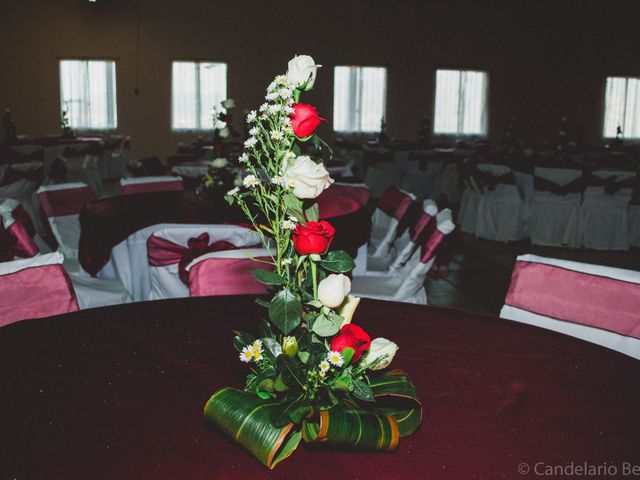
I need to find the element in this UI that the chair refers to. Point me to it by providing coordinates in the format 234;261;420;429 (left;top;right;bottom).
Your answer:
367;198;437;273
0;198;50;257
474;163;529;242
363;147;400;199
351;209;456;304
37;182;96;260
147;225;261;300
120;176;184;195
530;167;584;248
398;152;442;200
0;252;79;327
500;254;640;360
581;170;635;251
369;186;416;259
187;248;273;297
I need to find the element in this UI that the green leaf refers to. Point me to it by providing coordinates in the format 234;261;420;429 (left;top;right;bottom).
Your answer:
305;202;319;222
333;375;352;392
274;375;289;392
369;369;423;437
311;312;342;337
252;269;286;286
255;298;270;309
341;347;355;365
297;350;310;364
204;388;301;469
283;193;304;220
306;299;323;309
276;355;306;391
259;318;275;339
268;289;302;335
320;250;355;273
351;378;375;402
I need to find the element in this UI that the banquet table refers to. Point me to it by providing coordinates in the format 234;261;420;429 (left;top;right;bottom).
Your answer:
79;187;371;277
2;297;639;479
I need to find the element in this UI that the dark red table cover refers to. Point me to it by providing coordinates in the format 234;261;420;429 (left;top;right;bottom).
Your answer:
1;298;639;479
79;189;371;276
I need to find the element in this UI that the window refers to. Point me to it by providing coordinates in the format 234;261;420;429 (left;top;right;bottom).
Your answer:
333;66;387;133
434;69;488;136
172;61;227;131
603;77;640;138
59;59;117;130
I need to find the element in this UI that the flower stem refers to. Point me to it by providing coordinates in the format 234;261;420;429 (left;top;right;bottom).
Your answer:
310;259;318;299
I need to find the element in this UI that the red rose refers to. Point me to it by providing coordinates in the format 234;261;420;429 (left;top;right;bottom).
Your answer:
292;220;335;255
290;103;326;138
330;324;371;362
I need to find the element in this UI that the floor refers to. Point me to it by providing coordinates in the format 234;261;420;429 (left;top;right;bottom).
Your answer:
427;233;640;316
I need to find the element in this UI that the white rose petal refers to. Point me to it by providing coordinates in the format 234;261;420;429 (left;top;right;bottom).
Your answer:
362;338;398;370
281;155;334;199
286;55;320;91
318;274;351;308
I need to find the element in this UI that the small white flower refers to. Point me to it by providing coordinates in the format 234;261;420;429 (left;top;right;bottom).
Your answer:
319;359;330;374
281;258;293;266
238;153;249;163
284;151;296;160
226;187;239;196
250;339;263;353
271;175;283;185
268;104;282;114
281;218;297;230
259;113;268;120
240;347;253;363
265;91;279;101
327;351;344;367
244;137;257;149
282;117;292;127
249;126;259;136
270;130;284;141
286;179;298;189
242;175;259;188
267;81;278;92
259;103;269;112
253;349;263;362
279;88;293;99
284;105;294;115
246;110;257;123
275;74;287;84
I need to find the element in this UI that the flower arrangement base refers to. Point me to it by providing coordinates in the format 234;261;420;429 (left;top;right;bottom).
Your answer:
204;370;422;469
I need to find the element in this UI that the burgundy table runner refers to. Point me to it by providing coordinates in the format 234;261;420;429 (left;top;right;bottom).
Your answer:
1;298;638;479
79;188;371;276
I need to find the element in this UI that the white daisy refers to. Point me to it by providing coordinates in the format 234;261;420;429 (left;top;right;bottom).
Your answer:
226;187;239;196
238;153;249;163
319;359;330;373
282;117;292;127
268;104;282;114
246;110;257;123
275;74;287;84
284;105;294;115
279;88;293;99
271;175;283;185
239;347;253;363
281;258;293;266
253;349;263;362
259;103;269;112
266;91;280;101
250;339;263;353
281;218;297;230
259;113;268;120
327;351;344;367
242;175;259;188
244;137;257;149
270;130;284;141
248;126;259;136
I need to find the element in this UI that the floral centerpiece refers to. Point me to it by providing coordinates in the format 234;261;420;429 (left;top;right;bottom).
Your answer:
204;55;422;469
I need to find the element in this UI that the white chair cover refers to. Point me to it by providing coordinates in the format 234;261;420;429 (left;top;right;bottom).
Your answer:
500;254;640;359
369;187;416;259
474;163;529;242
581;170;634;251
147;225;261;300
530;167;583;248
352;209;455;304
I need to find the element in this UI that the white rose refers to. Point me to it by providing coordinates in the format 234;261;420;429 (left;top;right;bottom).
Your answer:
286;55;320;91
282;155;334;199
338;295;361;327
221;98;235;109
211;157;228;169
362;338;398;370
317;274;351;308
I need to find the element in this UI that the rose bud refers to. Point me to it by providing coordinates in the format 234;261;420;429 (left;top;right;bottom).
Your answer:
362;337;398;370
329;324;371;363
338;295;361;327
282;336;298;357
286;55;320;91
290;103;326;139
318;274;351;308
292;220;335;255
282;155;333;199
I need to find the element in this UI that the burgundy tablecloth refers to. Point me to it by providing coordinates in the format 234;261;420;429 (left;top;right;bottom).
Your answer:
1;298;638;479
79;187;371;276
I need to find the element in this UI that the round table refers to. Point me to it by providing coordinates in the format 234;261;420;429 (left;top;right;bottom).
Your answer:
1;297;638;479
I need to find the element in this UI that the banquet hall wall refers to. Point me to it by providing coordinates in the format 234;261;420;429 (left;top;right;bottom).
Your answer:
1;0;638;160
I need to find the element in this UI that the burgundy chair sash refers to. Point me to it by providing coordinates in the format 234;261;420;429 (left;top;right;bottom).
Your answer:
39;186;96;217
377;187;413;220
420;229;446;264
0;165;45;186
505;261;640;339
411;211;436;243
147;232;245;284
189;256;273;297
